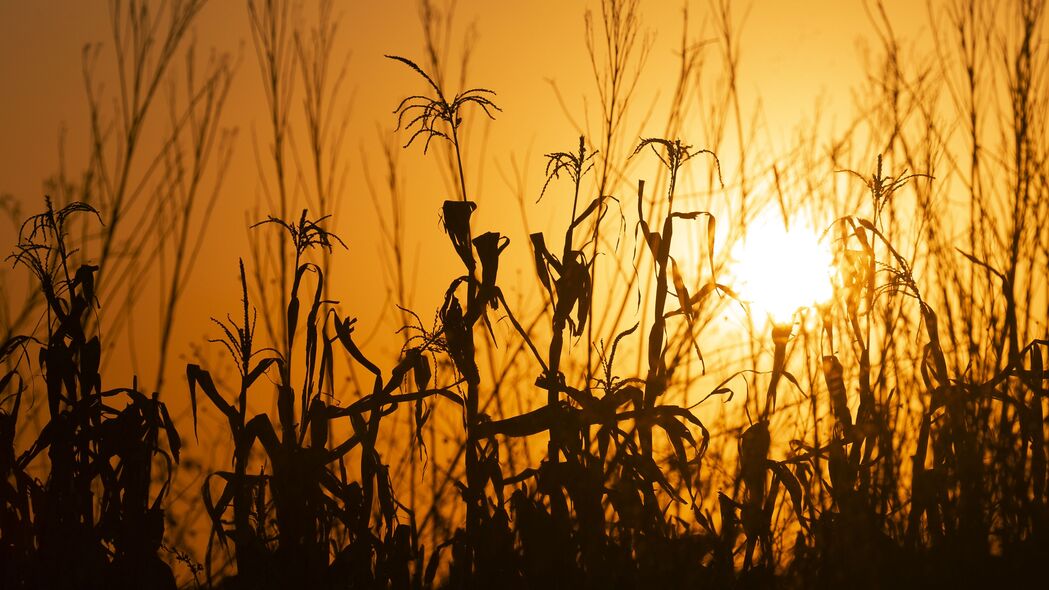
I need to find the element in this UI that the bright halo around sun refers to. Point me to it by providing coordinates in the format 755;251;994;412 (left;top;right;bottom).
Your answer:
730;208;835;325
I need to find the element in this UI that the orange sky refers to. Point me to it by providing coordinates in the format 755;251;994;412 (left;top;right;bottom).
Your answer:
0;0;931;388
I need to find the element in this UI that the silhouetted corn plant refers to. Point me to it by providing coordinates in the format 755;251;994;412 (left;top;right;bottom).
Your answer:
189;210;467;588
388;54;526;586
2;198;182;589
448;137;728;587
632;138;719;482
532;136;600;464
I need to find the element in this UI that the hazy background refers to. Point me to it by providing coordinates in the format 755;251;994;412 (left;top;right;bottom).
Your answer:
0;0;928;389
8;2;1049;585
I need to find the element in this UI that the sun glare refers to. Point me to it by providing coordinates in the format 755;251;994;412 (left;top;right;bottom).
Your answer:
730;209;835;325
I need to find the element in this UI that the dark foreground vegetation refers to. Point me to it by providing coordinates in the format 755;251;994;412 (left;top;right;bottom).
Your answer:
2;0;1048;588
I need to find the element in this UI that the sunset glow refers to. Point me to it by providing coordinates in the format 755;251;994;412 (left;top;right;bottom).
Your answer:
2;0;1045;586
730;209;834;324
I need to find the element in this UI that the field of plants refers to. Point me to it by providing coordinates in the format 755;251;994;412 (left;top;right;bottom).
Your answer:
1;0;1047;588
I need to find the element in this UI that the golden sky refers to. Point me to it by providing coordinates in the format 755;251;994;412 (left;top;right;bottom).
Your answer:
0;0;931;387
6;5;1044;584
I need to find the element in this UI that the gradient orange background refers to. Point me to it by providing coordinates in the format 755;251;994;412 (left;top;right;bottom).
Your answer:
0;1;932;391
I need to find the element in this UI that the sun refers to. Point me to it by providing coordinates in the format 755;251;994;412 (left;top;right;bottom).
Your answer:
729;208;835;325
